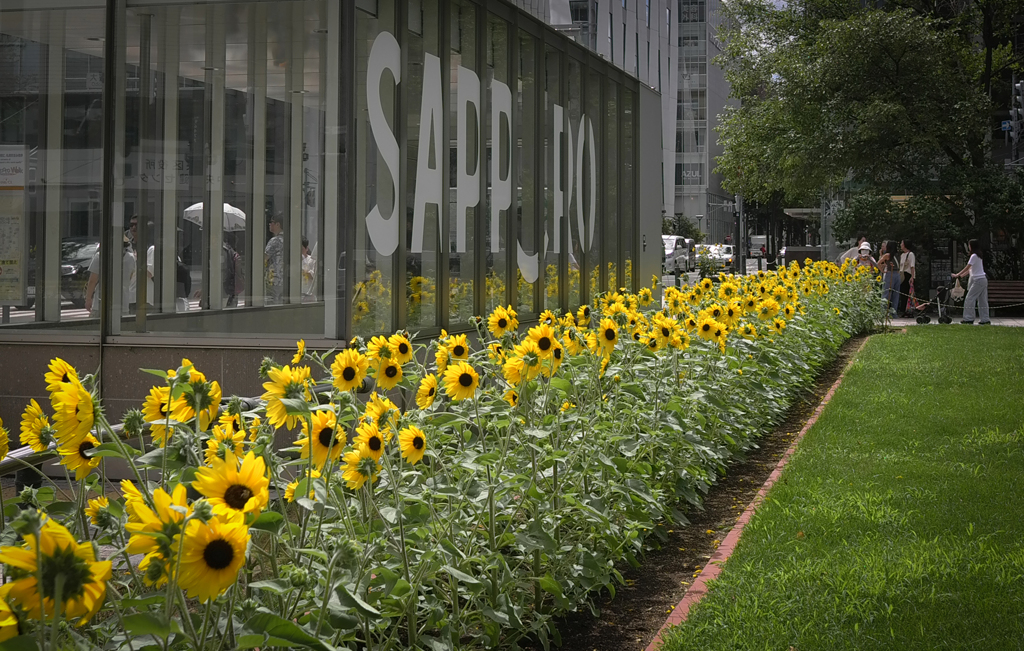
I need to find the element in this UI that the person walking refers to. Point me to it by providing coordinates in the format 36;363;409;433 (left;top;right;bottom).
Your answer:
898;239;916;317
877;240;900;318
264;214;285;305
837;235;869;265
952;239;990;325
855;241;877;269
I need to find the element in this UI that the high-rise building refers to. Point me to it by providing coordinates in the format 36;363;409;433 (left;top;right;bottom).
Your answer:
517;0;736;241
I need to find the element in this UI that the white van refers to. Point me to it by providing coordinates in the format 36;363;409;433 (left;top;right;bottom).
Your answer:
662;235;694;273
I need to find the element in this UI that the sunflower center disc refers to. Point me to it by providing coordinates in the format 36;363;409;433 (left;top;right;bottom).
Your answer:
385;365;398;378
343;367;356;381
428;387;435;396
538;337;551;351
203;539;235;570
224;484;254;510
554;348;562;359
318;427;337;448
369;437;382;451
453;346;466;357
79;440;94;455
604;329;615;341
459;373;473;387
413;436;424;450
662;328;670;336
498;318;507;328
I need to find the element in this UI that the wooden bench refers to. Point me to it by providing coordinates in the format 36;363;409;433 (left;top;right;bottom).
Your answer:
988;280;1024;308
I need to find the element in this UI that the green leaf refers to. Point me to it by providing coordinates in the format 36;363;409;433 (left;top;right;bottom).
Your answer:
442;565;482;586
120;594;166;609
87;442;140;459
248;579;293;595
280;397;312;415
539;574;563;598
240;613;335;651
140;368;170;380
122;613;183;639
0;635;40;651
249;511;285;534
334;582;381;618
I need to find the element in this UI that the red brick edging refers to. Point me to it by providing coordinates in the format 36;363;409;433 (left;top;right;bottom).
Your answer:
644;337;871;651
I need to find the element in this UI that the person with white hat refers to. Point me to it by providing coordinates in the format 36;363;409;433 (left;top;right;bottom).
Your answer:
837;235;869;264
855;242;877;269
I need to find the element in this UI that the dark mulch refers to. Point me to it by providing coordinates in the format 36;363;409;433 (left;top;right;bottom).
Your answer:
537;334;868;651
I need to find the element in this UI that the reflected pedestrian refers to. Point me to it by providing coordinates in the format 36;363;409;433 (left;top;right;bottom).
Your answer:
265;214;285;305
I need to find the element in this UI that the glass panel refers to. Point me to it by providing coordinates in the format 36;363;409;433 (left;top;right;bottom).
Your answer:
566;57;581;311
621;88;634;291
484;14;509;314
514;29;537;315
0;5;106;332
585;67;601;302
119;0;330;336
405;0;440;329
449;0;476;325
354;0;397;336
603;78;617;292
542;44;561;312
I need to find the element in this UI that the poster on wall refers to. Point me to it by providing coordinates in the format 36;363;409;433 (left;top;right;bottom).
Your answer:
0;145;27;306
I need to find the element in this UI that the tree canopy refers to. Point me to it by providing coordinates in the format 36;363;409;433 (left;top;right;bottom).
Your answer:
715;0;1024;240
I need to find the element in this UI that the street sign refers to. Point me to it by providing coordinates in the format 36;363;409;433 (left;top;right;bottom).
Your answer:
1002;120;1012;131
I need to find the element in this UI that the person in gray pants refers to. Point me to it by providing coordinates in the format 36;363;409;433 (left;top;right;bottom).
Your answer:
952;239;990;325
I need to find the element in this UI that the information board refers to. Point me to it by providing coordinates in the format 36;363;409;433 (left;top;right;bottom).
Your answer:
0;145;27;306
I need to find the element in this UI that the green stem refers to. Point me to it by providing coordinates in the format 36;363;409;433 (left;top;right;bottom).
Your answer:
50;573;65;650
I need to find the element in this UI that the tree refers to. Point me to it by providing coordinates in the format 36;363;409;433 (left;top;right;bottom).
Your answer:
715;0;1024;240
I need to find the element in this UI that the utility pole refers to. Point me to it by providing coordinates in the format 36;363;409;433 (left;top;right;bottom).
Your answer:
735;194;745;275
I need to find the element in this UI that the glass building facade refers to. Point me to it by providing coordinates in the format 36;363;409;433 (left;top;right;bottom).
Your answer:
0;0;640;348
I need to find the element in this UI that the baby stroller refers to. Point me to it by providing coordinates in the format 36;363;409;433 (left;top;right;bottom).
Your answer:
914;285;953;324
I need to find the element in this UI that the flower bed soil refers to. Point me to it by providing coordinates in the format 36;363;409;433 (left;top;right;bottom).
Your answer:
536;334;869;651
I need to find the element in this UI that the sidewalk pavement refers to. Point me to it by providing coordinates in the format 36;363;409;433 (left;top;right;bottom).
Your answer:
889;316;1024;327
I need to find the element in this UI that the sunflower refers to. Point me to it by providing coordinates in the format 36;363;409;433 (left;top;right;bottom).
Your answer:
175;516;249;602
375;358;403;391
638;287;654;306
742;296;757;312
722;301;742;328
0;585;18;642
697;317;720;342
434;344;450;374
292;339;306;365
718;282;740;300
756;298;780;320
740;323;758;339
699;278;713;292
354;421;386;462
363;392;399;434
285;468;321;503
125;484;190;587
416;374;439;409
341;446;381;490
576;304;592;326
487;305;515;337
447;334;470;360
332;348;370;392
58;434;99;481
0;514;111;623
503;389;519;407
398;426;427;465
45;358;81;395
170;373;222;432
20;399;54;453
204;424;246;466
388;333;414;365
51;382;95;446
643;333;662;352
295;410;344;470
487;342;505;363
783;303;795;319
261;365;311;429
366;335;392;365
0;423;8;463
539;309;557;326
772;317;787;334
595;318;618;356
142;386;176;447
192;452;269;521
443;361;479;401
542;342;565;377
85;497;110;526
528;323;558;360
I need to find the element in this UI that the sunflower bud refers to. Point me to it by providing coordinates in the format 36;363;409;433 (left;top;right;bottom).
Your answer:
192;499;214;523
145;556;167;585
121;408;145;439
258;357;278;380
18;486;40;508
336;539;362;570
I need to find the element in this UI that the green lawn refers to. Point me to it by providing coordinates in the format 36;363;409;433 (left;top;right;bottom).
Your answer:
661;326;1024;651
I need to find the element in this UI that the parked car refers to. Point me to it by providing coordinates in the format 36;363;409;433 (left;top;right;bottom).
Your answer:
662;235;694;273
60;238;100;308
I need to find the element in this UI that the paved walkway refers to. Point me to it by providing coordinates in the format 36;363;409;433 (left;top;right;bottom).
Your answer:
889;316;1024;327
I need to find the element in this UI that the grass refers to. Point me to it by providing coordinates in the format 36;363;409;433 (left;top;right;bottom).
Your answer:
660;326;1024;651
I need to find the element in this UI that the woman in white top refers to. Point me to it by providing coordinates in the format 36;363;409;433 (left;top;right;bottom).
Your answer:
952;239;989;325
898;240;916;316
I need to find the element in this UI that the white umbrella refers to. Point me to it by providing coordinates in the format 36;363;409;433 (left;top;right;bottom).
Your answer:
183;202;246;232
